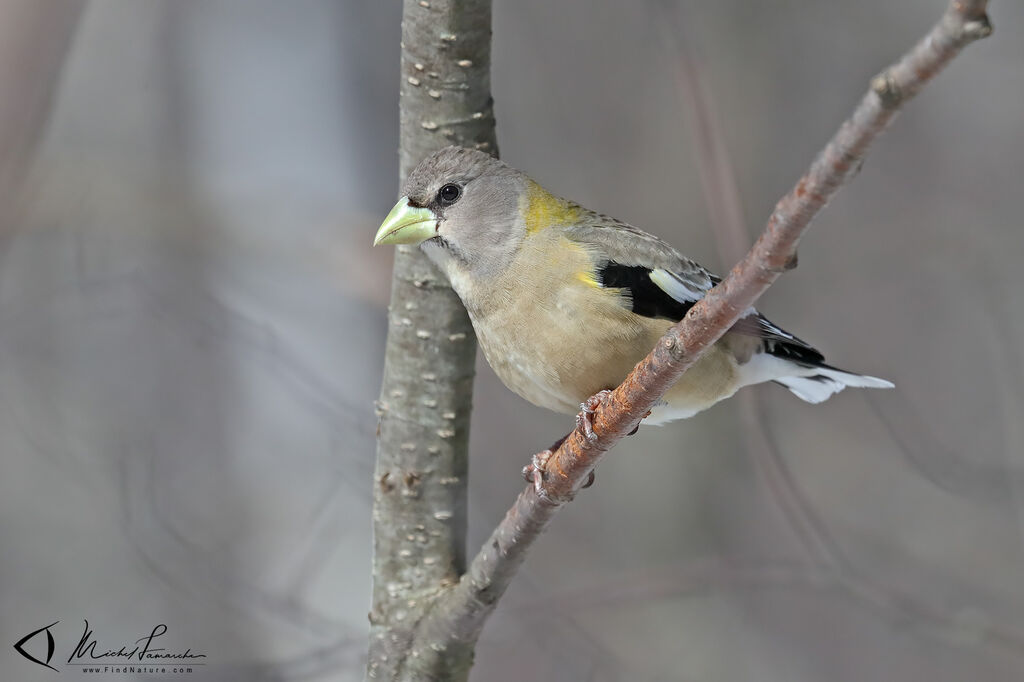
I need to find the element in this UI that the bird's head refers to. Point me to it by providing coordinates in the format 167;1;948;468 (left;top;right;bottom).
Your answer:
374;146;578;284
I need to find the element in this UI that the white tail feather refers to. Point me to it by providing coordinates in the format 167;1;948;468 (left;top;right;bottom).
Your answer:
775;368;893;404
813;367;894;390
740;352;893;404
774;376;844;403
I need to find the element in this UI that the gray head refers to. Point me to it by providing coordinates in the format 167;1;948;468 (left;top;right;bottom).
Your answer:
374;147;532;283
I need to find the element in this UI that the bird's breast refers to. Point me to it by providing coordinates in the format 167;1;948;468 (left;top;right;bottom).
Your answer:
465;236;663;413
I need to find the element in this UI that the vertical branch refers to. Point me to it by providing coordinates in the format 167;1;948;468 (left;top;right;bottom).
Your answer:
368;1;497;680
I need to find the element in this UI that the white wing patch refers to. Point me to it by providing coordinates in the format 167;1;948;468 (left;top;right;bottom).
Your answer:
649;267;806;348
649;268;709;304
649;267;757;319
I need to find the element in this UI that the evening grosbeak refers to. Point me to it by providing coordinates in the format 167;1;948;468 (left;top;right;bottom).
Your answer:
374;147;892;426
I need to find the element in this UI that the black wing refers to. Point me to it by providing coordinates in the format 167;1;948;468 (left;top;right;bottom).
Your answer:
596;262;695;320
567;209;825;367
596;261;825;366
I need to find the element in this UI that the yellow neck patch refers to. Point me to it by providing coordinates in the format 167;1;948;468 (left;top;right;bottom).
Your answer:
522;181;581;235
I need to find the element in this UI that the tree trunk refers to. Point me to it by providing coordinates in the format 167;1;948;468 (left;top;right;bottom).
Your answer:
367;1;497;680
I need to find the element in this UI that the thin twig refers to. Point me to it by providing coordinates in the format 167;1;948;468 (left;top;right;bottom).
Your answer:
418;0;993;653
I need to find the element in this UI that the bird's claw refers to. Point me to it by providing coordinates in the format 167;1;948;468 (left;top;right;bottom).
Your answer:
522;450;553;495
524;399;606;495
522;449;596;493
576;390;611;443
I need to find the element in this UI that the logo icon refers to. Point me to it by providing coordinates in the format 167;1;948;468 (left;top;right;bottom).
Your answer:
13;620;59;671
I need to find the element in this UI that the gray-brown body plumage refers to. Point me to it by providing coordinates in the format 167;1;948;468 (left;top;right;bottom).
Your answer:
377;147;892;424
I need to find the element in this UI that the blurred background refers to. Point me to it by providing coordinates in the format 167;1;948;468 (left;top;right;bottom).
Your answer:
1;1;1022;680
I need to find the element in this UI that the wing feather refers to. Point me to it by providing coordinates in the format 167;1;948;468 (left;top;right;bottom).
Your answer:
565;210;825;365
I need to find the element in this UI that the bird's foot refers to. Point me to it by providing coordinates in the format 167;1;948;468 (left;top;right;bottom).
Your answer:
576;390;612;443
522;432;596;493
522;450;596;492
522;450;553;495
522;434;568;494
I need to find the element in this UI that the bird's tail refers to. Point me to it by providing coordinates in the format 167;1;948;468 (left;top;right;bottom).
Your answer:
774;365;893;404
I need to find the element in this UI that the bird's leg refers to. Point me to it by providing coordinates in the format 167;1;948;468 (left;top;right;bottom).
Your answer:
576;389;612;443
522;390;611;495
523;437;598;491
573;389;612;489
522;436;596;492
522;433;569;495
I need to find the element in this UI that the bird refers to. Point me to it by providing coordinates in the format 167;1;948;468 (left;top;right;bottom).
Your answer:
373;146;892;432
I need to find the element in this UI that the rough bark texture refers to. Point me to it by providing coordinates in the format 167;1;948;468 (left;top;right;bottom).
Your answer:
367;1;497;680
405;0;993;664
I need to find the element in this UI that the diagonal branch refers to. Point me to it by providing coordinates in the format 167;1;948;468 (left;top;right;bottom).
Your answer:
416;0;993;655
658;2;852;572
666;3;1024;656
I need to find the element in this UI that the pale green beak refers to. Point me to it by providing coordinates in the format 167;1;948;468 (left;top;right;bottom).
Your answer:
373;197;438;246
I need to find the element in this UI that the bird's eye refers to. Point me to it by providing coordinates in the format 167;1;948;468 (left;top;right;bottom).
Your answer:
437;183;461;205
